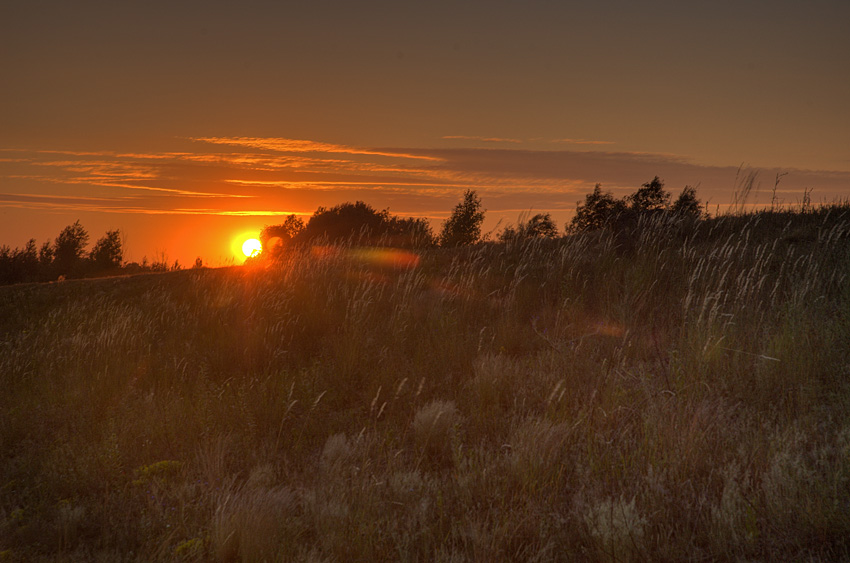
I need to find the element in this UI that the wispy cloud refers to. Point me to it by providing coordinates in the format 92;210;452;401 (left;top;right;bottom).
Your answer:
3;138;849;224
191;137;444;162
442;136;615;146
442;135;524;144
1;193;123;205
0;192;289;217
81;182;252;198
550;138;616;146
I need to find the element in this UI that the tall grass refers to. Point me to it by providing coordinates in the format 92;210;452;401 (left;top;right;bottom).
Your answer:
1;204;850;560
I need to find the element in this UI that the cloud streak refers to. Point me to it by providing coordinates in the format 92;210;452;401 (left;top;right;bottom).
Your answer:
550;138;616;146
3;138;849;223
191;137;443;162
442;136;616;146
0;192;290;217
442;135;524;144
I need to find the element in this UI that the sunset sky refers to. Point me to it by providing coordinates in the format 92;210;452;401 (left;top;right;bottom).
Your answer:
2;0;848;265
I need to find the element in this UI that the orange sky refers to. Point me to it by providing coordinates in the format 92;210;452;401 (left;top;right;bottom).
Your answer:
2;1;848;265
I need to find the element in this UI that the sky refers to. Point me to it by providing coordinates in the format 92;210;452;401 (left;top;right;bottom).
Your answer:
2;0;848;265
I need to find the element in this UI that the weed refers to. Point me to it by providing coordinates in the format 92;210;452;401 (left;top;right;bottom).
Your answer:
2;203;850;559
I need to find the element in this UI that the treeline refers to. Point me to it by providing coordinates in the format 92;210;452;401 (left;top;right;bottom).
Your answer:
0;221;126;285
256;191;486;258
570;176;706;232
255;177;708;258
0;221;191;286
0;177;707;284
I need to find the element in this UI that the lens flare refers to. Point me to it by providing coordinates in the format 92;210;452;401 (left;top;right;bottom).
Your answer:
242;238;262;257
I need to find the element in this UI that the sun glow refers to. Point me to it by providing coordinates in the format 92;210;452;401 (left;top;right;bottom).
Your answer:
241;238;262;257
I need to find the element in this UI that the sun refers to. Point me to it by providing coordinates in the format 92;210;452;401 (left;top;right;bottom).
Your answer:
241;238;262;257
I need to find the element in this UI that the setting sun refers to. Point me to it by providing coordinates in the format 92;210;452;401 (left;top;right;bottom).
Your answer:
241;238;262;257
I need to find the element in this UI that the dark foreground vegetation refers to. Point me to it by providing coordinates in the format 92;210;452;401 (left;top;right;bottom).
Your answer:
2;203;850;561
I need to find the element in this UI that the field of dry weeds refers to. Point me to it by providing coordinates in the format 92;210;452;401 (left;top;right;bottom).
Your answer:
2;206;849;561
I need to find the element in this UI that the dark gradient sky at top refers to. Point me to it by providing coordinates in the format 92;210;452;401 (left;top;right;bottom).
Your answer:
2;0;848;264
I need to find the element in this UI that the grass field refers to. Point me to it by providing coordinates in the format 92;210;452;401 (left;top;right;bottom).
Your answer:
2;206;850;561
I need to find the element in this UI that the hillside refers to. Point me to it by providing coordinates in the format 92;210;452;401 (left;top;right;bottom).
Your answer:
2;206;850;561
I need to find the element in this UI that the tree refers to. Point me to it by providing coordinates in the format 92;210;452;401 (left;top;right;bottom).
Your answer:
671;185;707;219
286;202;434;249
19;239;39;280
89;229;123;270
0;240;40;285
260;214;305;256
569;179;708;235
39;241;54;267
54;220;89;276
569;184;625;232
439;189;485;247
295;202;389;245
629;176;670;212
385;216;436;248
0;246;13;285
500;212;558;242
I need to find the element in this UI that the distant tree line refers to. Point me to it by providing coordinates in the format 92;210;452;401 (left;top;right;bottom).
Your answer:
0;221;191;286
0;178;708;284
258;201;436;259
0;221;119;285
256;178;707;259
569;177;707;233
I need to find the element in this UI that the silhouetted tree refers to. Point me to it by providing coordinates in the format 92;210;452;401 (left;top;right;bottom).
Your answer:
54;220;89;276
439;189;485;247
0;239;41;285
20;239;39;279
500;212;558;242
569;184;625;232
39;241;54;267
630;176;670;212
570;178;709;238
385;216;436;248
0;246;13;285
295;202;388;245
287;202;433;248
89;229;123;271
260;214;306;256
671;185;707;219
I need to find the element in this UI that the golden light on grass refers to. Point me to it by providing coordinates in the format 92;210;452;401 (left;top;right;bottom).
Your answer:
5;202;850;560
242;238;262;257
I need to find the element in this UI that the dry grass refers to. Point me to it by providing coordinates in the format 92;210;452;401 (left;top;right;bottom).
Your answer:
1;203;850;560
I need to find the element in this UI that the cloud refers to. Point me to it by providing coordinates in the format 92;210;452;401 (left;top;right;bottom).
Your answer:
0;192;289;217
1;193;121;205
191;137;444;162
441;136;615;146
3;140;848;224
442;135;524;144
550;138;616;146
81;182;252;198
